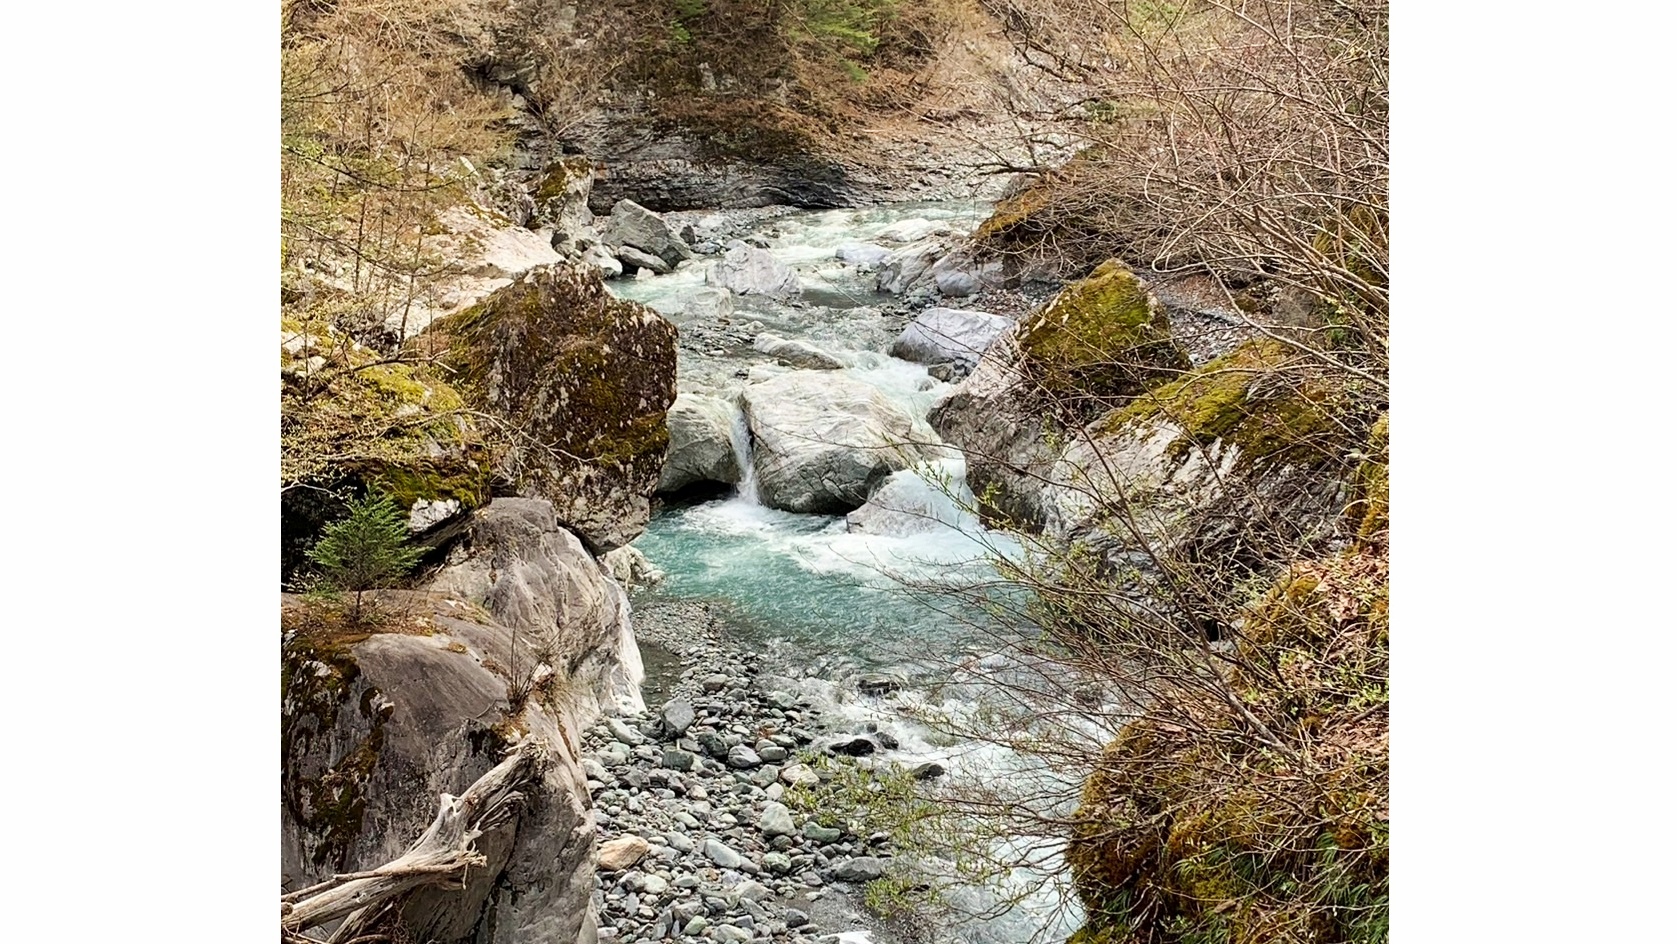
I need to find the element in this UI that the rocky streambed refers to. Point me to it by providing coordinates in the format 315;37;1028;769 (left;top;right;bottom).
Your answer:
584;600;936;944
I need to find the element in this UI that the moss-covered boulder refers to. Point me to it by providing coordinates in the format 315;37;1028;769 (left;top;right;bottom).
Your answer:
1043;339;1376;599
1017;259;1189;410
430;264;679;550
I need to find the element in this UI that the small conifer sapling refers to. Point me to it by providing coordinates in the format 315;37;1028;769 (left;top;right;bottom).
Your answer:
307;492;424;622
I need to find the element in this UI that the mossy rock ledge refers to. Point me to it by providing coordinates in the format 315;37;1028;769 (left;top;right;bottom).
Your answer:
280;322;494;579
1035;338;1379;626
429;264;679;551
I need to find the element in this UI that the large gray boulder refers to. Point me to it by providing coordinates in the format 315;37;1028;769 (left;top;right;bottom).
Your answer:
682;288;735;320
657;393;742;494
890;307;1013;369
742;372;932;513
397;205;566;337
708;240;802;299
599;199;693;268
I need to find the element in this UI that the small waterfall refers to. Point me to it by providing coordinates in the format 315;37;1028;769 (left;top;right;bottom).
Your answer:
728;401;761;505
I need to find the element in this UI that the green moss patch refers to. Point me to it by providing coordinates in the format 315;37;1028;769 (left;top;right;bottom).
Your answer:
1017;259;1190;411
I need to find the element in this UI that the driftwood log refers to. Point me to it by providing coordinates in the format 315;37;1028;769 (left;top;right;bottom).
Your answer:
281;738;546;943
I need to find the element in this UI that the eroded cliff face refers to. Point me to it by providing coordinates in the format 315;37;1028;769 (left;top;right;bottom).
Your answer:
282;497;647;944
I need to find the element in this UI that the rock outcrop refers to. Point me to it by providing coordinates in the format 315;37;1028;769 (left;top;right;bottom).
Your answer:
1039;340;1361;581
742;373;932;513
572;112;864;212
931;260;1192;525
425;498;646;720
282;608;599;944
657;393;743;495
431;265;679;551
530;156;598;241
928;334;1058;525
283;496;646;943
1014;259;1189;406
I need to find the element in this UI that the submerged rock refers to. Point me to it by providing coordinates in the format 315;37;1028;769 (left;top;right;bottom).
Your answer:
753;333;844;370
615;244;673;275
834;242;892;270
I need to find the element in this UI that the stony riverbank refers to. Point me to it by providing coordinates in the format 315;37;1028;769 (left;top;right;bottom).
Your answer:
583;599;941;944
